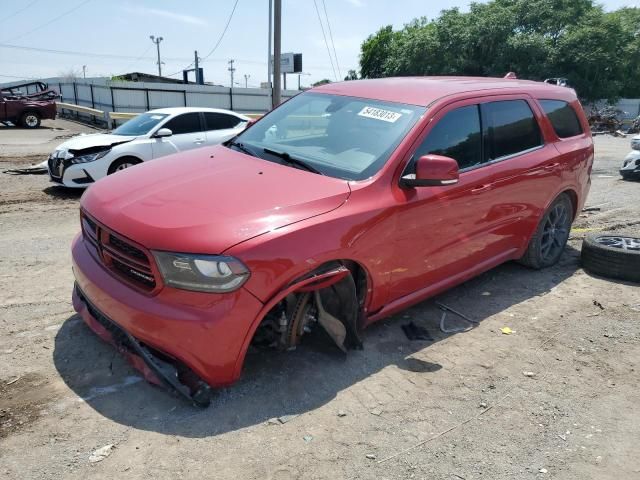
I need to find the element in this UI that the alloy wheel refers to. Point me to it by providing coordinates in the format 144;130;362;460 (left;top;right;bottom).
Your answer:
540;202;570;262
115;162;134;171
595;236;640;251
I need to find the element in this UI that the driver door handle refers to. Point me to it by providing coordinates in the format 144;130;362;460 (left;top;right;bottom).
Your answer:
194;138;205;144
544;162;560;171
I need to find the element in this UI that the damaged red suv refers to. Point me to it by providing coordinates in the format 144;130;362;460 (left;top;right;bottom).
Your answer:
72;77;593;406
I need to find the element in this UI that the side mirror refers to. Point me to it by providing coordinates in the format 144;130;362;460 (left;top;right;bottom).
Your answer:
401;154;459;188
154;128;173;138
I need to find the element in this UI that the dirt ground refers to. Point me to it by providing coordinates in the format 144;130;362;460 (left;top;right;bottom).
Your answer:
0;121;638;480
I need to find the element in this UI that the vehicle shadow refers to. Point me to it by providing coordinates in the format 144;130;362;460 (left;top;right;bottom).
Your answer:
52;245;581;438
42;186;84;200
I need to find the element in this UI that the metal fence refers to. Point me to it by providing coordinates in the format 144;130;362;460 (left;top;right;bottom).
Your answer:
23;77;300;126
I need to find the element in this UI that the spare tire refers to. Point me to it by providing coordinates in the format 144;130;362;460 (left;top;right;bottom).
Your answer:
581;233;640;283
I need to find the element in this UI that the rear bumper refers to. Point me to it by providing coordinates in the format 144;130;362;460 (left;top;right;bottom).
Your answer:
71;233;264;389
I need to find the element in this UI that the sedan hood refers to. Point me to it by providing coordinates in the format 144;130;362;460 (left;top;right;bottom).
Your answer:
81;145;351;253
57;133;134;152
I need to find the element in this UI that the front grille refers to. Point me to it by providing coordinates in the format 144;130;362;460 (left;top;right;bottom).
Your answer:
81;211;158;292
109;234;147;261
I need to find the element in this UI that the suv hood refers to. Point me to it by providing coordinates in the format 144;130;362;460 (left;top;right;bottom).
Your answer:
56;133;135;153
81;145;351;253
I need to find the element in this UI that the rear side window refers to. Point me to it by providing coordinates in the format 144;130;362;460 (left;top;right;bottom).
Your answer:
539;100;583;138
163;113;202;135
414;105;482;170
204;112;244;130
482;100;542;160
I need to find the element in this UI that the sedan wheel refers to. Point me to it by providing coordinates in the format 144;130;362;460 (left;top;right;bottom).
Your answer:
115;162;134;171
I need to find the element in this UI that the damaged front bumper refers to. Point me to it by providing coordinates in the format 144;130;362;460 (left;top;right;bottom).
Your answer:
71;233;264;406
621;151;640;179
73;284;212;407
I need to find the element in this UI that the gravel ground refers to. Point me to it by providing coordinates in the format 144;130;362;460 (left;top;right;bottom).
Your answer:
0;123;638;480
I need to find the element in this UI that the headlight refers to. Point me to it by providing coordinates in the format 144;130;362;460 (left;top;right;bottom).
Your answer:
70;149;111;164
153;252;250;293
52;149;73;160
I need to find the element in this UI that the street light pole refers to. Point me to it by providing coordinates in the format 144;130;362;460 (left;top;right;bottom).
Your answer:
228;59;236;88
82;65;86;79
272;0;281;107
267;0;272;103
149;35;164;77
244;74;250;88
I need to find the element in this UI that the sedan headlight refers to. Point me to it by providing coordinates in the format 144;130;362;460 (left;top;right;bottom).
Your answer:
70;149;111;164
153;252;250;292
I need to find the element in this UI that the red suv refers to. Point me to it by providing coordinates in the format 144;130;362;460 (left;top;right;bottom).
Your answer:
71;77;593;406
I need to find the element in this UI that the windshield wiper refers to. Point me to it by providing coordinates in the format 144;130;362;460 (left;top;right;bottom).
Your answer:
227;140;259;158
263;147;324;175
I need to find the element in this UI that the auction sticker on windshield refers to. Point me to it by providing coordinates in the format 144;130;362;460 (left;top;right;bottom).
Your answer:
358;106;402;123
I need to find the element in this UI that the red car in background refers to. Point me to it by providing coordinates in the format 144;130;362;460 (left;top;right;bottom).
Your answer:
71;77;593;406
0;81;57;128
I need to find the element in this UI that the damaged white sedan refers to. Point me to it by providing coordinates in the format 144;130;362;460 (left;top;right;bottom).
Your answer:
621;134;640;180
47;107;249;188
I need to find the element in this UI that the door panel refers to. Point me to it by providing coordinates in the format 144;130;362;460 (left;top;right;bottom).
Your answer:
475;99;550;253
151;112;205;158
389;167;500;300
203;112;246;146
389;102;499;300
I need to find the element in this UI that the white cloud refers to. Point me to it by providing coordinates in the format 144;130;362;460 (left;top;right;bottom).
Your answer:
346;0;365;6
122;5;208;26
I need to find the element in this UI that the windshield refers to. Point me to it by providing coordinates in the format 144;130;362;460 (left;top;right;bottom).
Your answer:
233;92;425;180
113;112;169;136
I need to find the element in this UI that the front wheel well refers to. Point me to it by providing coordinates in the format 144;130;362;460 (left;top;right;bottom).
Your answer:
249;259;370;350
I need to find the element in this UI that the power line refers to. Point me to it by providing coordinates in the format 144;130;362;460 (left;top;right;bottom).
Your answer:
4;0;93;43
321;0;341;80
0;0;40;26
0;42;269;66
201;0;240;61
165;0;240;78
121;45;154;72
312;0;337;81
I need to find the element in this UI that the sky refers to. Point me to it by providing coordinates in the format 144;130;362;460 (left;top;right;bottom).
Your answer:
0;0;638;88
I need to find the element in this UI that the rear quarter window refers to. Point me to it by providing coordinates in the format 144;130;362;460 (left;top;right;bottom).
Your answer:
539;100;583;138
482;100;543;160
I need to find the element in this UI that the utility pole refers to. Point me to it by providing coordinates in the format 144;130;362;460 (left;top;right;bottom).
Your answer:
228;59;235;88
194;50;200;84
267;0;272;103
272;0;281;107
244;74;250;88
149;35;164;77
82;65;86;79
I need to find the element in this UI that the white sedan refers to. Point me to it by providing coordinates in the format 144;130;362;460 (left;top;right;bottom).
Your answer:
47;107;250;188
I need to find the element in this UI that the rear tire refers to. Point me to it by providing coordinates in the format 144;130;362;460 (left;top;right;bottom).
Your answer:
519;193;573;269
20;112;41;128
581;234;640;283
107;157;140;175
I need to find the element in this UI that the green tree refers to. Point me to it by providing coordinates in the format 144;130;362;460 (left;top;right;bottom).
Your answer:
312;79;332;87
344;69;359;81
358;0;636;101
